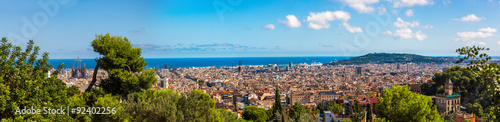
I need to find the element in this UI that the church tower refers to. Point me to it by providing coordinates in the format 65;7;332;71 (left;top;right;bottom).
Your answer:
445;77;453;95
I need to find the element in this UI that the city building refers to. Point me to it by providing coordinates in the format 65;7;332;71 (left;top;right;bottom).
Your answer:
435;77;461;115
356;67;362;75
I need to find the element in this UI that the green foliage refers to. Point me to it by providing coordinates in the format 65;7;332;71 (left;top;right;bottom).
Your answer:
456;46;491;66
341;118;352;122
288;102;312;122
67;94;91;121
0;37;73;121
271;86;283;122
326;102;344;115
421;66;487;106
89;33;156;95
91;33;146;72
290;113;316;122
350;100;364;122
122;89;179;121
67;85;81;97
463;119;472;122
177;90;222;122
242;106;268;122
92;94;125;121
465;102;483;117
268;110;283;122
455;46;500;121
325;53;452;65
322;113;326;122
366;103;372;122
376;85;442;121
446;112;455;122
218;109;250;122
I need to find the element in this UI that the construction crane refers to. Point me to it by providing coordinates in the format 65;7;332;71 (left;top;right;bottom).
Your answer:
72;56;82;69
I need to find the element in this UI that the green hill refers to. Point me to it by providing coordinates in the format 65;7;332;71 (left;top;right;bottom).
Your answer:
325;53;455;65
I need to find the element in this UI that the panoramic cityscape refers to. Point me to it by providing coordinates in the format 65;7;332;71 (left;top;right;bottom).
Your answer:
1;0;500;122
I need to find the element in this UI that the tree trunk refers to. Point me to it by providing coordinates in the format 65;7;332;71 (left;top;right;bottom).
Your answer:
85;58;102;92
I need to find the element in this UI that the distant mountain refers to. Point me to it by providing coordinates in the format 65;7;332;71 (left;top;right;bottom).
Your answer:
324;53;456;65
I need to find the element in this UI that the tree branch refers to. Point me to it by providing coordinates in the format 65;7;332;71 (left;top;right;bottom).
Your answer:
85;58;102;92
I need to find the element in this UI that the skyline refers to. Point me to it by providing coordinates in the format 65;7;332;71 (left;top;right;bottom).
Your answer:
0;0;499;58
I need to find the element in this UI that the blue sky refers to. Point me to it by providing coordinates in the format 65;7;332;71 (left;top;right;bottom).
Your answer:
0;0;499;58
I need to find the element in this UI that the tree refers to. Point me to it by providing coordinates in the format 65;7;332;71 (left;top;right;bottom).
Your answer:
242;106;268;122
322;113;326;122
86;33;156;95
350;100;365;122
67;85;81;96
318;102;324;114
376;85;443;121
92;94;126;121
446;112;455;122
218;109;251;122
341;118;352;122
272;86;283;122
455;46;500;121
421;66;487;108
288;102;310;121
0;37;73;121
327;102;344;115
465;102;483;117
176;90;222;122
269;110;283;122
366;103;372;122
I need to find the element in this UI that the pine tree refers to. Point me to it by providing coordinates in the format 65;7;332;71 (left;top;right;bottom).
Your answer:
85;33;156;95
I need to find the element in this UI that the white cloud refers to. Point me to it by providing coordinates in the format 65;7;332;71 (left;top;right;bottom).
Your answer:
477;42;486;46
453;14;485;22
393;0;434;8
405;9;414;17
479;27;497;33
455;27;497;41
341;0;379;13
382;30;392;35
387;28;428;41
420;25;434;29
306;11;351;30
263;24;275;30
393;18;420;28
279;15;301;28
343;22;363;33
497;41;500;45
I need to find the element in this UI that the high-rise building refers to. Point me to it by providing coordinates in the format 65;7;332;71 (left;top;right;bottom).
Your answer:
356;67;362;75
397;63;400;69
407;63;410;73
289;61;292;67
164;63;168;69
276;60;279;72
238;60;242;72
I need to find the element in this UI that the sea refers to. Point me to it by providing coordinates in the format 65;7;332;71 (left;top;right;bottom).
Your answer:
48;57;352;69
48;56;500;69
